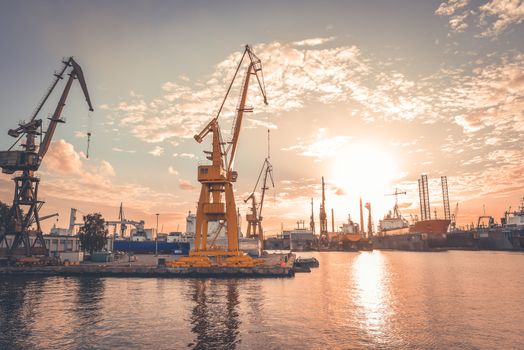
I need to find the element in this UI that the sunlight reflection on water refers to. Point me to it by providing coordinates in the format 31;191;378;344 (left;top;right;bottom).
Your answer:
2;251;524;349
352;251;391;342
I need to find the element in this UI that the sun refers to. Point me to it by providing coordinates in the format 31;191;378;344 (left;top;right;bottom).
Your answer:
329;143;399;223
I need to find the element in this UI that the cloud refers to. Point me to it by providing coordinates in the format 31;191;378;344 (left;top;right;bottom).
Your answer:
74;131;87;138
112;147;136;153
173;153;195;158
168;166;178;175
34;140;180;215
149;146;164;156
479;0;524;36
179;179;196;192
435;0;469;16
103;39;431;144
436;0;524;36
292;37;336;47
42;140;83;175
282;128;351;160
442;54;524;133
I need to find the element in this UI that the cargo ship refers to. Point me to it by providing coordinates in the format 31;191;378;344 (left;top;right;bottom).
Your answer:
327;215;372;251
373;177;450;251
373;217;450;251
447;196;524;251
409;219;450;248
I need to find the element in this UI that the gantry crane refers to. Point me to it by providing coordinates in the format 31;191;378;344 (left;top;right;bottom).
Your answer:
192;45;267;260
244;158;274;242
0;57;93;257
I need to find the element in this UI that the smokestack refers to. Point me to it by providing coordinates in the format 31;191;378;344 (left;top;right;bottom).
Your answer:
365;202;373;237
69;208;77;235
331;208;335;233
359;197;364;235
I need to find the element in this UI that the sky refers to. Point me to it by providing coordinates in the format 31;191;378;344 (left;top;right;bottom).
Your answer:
0;0;523;235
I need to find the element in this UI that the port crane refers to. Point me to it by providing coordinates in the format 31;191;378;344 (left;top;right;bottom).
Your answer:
0;57;93;256
451;202;459;229
385;188;407;219
244;157;274;243
191;45;267;261
319;177;328;237
70;205;146;239
309;198;315;234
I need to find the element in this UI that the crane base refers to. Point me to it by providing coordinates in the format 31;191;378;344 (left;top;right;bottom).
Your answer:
166;251;264;268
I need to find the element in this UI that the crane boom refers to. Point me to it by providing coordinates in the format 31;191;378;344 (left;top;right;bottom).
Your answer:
38;57;93;159
227;45;268;172
192;45;268;258
0;57;94;257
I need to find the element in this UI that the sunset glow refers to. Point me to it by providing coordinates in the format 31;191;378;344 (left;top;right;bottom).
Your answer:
0;1;522;235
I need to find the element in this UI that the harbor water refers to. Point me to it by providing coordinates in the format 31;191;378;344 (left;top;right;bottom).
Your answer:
1;251;523;349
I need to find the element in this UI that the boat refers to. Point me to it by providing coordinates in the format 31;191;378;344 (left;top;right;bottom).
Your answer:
373;197;449;251
446;197;524;251
378;205;410;236
409;219;450;248
294;256;319;268
324;215;372;251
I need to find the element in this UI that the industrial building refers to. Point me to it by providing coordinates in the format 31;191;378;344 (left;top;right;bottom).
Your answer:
0;234;113;262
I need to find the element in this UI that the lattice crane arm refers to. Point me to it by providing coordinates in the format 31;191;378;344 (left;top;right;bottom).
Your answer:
38;57;94;159
226;45;268;172
258;159;274;218
194;117;218;144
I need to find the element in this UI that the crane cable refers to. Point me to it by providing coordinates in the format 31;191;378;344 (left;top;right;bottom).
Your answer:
266;113;277;206
86;110;93;159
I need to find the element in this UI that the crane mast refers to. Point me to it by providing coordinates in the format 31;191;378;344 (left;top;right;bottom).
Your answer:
0;57;93;257
192;45;267;256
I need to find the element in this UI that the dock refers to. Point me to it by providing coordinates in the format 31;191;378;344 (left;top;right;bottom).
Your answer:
0;253;296;278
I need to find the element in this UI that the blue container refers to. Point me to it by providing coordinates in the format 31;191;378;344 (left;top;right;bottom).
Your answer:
113;240;190;255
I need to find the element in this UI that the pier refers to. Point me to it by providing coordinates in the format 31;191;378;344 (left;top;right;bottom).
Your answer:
0;253;295;278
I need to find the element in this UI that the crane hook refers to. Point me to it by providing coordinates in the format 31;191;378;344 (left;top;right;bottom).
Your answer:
86;132;91;159
86;110;93;159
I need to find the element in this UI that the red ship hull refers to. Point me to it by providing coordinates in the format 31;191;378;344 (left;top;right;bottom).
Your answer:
410;219;451;247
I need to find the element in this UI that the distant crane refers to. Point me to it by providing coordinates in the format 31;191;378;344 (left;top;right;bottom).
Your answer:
192;45;267;257
0;57;93;256
319;177;328;236
365;202;373;237
451;202;459;230
309;198;315;234
244;158;274;244
385;188;407;219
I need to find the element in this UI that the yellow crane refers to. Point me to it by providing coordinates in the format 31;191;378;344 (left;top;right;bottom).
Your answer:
179;45;267;267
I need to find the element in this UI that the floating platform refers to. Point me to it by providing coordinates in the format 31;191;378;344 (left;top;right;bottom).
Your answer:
0;265;294;278
0;253;295;278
